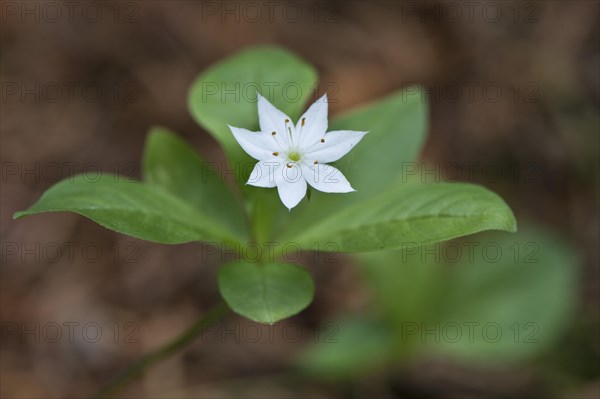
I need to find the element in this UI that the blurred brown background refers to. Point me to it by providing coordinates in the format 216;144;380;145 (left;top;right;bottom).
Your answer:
1;1;599;398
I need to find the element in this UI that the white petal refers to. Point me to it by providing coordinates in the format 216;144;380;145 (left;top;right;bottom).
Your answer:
300;163;354;193
304;130;367;163
257;93;293;148
246;158;283;188
297;94;328;147
228;125;278;161
275;164;307;210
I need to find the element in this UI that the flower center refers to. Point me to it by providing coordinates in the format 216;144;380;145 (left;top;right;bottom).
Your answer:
288;151;301;162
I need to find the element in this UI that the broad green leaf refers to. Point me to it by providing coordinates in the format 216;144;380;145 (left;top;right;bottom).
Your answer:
218;261;314;324
188;46;317;169
358;226;579;365
13;175;243;245
332;87;428;194
284;182;516;253
297;316;392;379
142;126;248;236
301;227;578;377
357;249;464;359
359;252;442;327
282;88;428;236
432;228;579;363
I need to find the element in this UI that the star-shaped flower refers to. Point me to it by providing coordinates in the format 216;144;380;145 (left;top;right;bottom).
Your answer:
228;94;367;210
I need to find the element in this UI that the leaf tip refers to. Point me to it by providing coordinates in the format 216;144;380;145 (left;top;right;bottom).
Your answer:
508;217;518;233
501;204;518;233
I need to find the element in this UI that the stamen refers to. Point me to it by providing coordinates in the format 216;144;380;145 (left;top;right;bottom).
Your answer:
286;163;293;168
285;119;294;146
273;152;279;156
313;160;318;164
303;136;328;153
270;131;285;151
296;117;306;144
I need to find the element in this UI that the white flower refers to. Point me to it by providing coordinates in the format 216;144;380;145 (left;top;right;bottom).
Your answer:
228;94;367;210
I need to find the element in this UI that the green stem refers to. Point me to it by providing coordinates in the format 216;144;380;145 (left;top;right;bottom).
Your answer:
91;302;229;398
250;193;272;246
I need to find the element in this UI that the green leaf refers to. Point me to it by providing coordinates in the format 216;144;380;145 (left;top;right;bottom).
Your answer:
218;261;314;324
358;226;579;365
297;316;392;379
142;126;248;236
283;88;428;237
331;88;428;195
432;228;579;363
13;175;243;245
188;46;317;169
285;182;517;253
359;252;442;327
